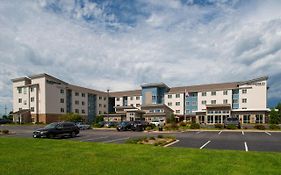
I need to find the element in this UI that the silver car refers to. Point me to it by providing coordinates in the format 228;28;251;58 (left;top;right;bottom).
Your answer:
224;117;241;129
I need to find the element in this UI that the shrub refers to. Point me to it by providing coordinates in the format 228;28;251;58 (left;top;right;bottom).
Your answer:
149;136;156;140
254;125;265;130
190;123;200;129
226;124;237;130
145;126;152;131
2;130;9;134
157;135;164;138
164;123;179;130
179;122;187;127
214;124;224;129
92;123;102;128
269;124;280;130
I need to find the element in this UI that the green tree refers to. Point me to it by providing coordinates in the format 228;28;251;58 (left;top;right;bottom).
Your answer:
269;109;280;124
166;114;176;124
59;113;83;122
94;115;104;124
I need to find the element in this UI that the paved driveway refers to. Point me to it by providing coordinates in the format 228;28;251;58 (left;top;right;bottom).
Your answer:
1;125;281;152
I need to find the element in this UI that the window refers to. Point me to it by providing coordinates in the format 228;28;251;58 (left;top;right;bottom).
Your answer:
30;87;34;92
136;96;140;100
168;102;172;106
136;104;140;107
208;116;213;123
116;97;120;101
176;94;180;98
242;89;247;94
75;109;79;113
186;101;190;106
104;97;106;101
211;100;216;104
18;98;22;103
130;96;133;100
82;93;85;97
243;115;250;123
99;104;102;107
75;100;79;105
30;107;34;112
75;92;79;96
82;109;85;114
202;100;206;105
223;90;228;95
19;108;22;111
176;102;180;106
202;92;207;96
242;98;247;103
192;101;196;106
23;87;27;94
82;101;85;106
60;98;64;103
168;94;172;99
99;96;102;100
18;88;22;94
60;89;64;94
99;111;102;114
60;108;64;112
176;110;180;114
233;99;238;103
255;114;263;123
211;91;216;96
31;97;34;102
223;99;228;104
104;104;107;108
24;100;27;105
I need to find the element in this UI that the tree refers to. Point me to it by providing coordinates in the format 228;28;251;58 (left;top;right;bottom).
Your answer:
59;113;83;122
276;103;281;113
94;115;104;124
269;109;280;124
166;114;176;124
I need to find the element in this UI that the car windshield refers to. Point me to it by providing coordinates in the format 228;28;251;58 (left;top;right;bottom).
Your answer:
44;123;58;129
152;120;159;122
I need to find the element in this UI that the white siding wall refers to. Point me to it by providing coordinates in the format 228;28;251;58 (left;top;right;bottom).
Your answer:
164;93;184;115
127;96;142;108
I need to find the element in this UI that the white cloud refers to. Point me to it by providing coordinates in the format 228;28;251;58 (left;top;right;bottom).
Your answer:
0;0;281;114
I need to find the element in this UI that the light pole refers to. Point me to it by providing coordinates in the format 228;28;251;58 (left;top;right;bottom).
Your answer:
107;89;109;122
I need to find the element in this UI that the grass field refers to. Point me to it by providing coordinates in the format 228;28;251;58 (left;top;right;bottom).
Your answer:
0;137;281;175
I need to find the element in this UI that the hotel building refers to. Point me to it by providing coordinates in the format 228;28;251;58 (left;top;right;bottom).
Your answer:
12;74;270;124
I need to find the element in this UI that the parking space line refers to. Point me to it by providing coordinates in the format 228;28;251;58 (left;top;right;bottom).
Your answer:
242;131;244;135
164;140;180;147
265;132;271;136
80;136;109;142
218;131;222;135
244;142;248;152
200;140;211;149
103;137;130;143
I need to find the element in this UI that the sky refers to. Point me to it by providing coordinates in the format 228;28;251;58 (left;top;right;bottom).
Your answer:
0;0;281;115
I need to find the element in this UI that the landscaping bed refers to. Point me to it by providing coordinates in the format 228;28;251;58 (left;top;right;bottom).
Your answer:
126;135;176;146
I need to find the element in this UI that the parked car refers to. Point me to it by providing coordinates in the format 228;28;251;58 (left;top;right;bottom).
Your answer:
131;121;148;131
75;122;91;130
150;119;165;127
33;122;80;138
224;117;241;129
116;121;133;131
0;119;12;124
104;121;118;128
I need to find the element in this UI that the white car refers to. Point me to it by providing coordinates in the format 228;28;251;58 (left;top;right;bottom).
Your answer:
150;119;165;127
75;122;91;130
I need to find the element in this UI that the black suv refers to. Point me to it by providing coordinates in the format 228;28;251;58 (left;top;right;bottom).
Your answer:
33;122;80;138
117;121;148;131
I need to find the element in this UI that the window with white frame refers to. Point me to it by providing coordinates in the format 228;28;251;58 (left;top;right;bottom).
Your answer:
30;107;34;112
18;88;22;94
176;94;180;98
242;98;247;103
242;89;247;94
223;99;228;104
136;96;140;100
168;102;172;106
202;92;207;96
211;100;216;104
116;97;120;101
75;109;79;113
255;114;263;123
31;97;34;102
211;91;216;96
176;102;180;106
202;100;206;105
243;115;250;123
176;110;180;114
61;108;64;113
223;90;228;95
18;98;22;103
168;94;172;98
130;96;133;100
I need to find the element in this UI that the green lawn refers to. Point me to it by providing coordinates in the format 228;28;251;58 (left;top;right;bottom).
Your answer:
0;137;281;175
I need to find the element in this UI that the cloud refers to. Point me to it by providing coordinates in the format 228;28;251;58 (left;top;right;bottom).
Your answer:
0;0;281;114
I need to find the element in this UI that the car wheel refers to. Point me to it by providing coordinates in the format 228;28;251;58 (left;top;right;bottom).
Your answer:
70;131;76;138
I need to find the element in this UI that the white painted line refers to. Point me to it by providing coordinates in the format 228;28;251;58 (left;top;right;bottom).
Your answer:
242;131;244;135
103;137;130;143
218;131;222;135
200;140;211;149
164;140;180;147
244;142;248;152
265;132;271;136
196;131;202;134
80;136;109;142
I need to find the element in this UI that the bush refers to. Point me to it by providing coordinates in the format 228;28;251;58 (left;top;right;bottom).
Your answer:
92;123;102;128
269;124;280;130
157;135;164;138
149;136;156;140
164;123;179;130
214;124;224;129
190;123;200;129
226;124;237;130
145;126;152;131
2;130;9;134
166;114;176;124
254;125;266;130
179;122;187;127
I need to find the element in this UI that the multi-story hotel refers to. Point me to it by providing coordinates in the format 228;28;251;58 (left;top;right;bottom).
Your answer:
12;73;270;124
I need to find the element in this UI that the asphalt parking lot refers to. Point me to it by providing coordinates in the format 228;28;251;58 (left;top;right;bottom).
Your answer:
1;125;281;152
